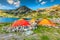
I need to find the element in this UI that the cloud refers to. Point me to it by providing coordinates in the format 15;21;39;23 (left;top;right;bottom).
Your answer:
7;0;20;7
51;0;54;2
39;0;42;2
41;1;47;5
36;0;42;3
0;4;6;9
7;0;14;4
13;1;20;7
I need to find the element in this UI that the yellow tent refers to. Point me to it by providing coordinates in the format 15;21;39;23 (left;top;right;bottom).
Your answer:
30;18;36;23
38;18;56;27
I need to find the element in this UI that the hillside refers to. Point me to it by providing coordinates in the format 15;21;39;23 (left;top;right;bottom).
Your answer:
22;5;60;18
6;6;32;16
15;5;60;19
0;5;60;18
0;10;18;18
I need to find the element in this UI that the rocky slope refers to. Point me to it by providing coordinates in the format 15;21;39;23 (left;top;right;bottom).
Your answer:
0;5;60;18
6;6;32;16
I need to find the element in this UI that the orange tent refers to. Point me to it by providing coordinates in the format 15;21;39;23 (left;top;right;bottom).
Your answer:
38;19;56;27
11;19;30;28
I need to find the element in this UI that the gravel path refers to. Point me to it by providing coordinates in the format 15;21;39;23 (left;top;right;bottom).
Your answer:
0;33;38;40
0;33;23;40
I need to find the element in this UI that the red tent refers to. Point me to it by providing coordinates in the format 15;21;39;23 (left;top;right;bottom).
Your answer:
11;19;30;28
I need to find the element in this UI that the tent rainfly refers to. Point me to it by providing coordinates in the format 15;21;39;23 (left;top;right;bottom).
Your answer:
30;18;36;23
38;18;56;27
11;19;30;28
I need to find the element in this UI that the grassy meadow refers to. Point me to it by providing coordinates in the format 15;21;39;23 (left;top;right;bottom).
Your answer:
24;25;60;40
0;23;60;40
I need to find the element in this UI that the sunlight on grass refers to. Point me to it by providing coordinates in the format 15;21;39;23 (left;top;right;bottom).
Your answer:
33;25;60;40
41;35;49;40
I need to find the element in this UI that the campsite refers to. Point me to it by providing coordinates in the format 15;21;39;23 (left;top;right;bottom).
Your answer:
0;18;60;40
0;0;60;40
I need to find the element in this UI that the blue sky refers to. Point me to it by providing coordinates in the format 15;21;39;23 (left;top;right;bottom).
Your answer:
0;0;60;10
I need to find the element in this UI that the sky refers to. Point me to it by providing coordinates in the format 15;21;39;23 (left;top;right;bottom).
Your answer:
0;0;60;10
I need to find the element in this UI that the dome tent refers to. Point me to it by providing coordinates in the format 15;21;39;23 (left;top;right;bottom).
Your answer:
11;19;30;28
30;18;36;23
38;18;56;27
29;18;37;29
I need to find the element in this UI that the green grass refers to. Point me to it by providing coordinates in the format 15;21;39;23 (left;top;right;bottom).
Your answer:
0;23;11;34
24;25;60;40
33;25;60;40
41;35;50;40
0;23;60;40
